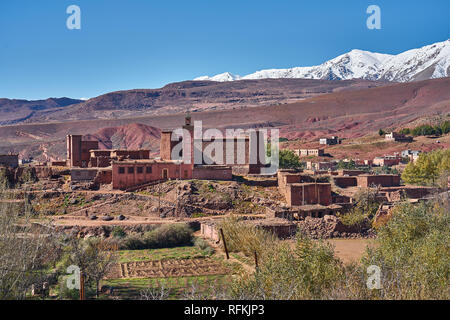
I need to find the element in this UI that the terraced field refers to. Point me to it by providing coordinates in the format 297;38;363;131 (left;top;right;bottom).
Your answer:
102;245;237;299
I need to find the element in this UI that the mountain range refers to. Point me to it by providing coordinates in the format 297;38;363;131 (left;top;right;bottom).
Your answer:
0;79;386;125
195;39;450;83
1;77;449;161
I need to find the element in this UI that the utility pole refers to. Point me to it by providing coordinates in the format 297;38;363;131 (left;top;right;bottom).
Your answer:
220;228;229;260
79;272;85;300
158;183;161;213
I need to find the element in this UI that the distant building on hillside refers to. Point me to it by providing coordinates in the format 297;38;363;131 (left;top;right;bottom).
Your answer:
385;132;413;143
319;136;340;145
401;150;421;162
306;161;336;171
372;155;402;167
295;149;325;157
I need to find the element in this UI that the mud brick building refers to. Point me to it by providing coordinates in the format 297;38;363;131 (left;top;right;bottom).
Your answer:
337;169;366;176
385;132;413;142
356;174;401;188
160;115;266;175
0;154;19;168
333;176;357;188
319;136;341;145
296;149;324;157
277;170;314;197
306;161;336;171
89;149;150;168
285;183;332;206
381;186;438;202
66;135;99;168
71;168;99;182
192;165;232;180
249;218;297;239
111;159;192;190
372;155;401;167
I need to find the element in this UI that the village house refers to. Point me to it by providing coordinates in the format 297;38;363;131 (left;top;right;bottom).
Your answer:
111;159;193;190
277;170;332;207
372;155;402;167
401;150;421;162
319;136;341;145
306;161;336;171
356;174;401;188
385;132;413;142
295;149;325;157
160;114;266;175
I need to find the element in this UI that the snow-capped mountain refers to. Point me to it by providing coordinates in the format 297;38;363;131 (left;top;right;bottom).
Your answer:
194;39;450;82
194;72;242;82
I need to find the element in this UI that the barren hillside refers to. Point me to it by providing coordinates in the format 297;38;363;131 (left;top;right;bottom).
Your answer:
0;77;449;160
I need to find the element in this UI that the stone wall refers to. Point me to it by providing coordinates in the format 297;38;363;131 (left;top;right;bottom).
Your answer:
71;168;98;181
333;176;357;188
357;174;401;188
200;222;220;242
112;161;193;190
286;183;332;206
193;165;232;180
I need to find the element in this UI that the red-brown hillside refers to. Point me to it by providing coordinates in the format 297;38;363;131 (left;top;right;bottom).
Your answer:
1;77;449;160
84;123;161;151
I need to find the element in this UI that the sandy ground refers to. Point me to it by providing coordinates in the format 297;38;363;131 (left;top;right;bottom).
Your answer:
325;239;376;264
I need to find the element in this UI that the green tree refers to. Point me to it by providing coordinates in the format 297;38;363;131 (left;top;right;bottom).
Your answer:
337;159;356;170
378;129;385;136
279;149;302;169
399;128;411;135
401;149;450;185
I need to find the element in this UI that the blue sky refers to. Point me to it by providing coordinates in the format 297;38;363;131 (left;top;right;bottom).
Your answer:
1;0;449;100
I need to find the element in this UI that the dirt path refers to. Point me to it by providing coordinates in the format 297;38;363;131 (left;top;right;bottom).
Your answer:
326;239;376;264
196;231;256;274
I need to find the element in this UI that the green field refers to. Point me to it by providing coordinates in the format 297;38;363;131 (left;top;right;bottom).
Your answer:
117;245;209;263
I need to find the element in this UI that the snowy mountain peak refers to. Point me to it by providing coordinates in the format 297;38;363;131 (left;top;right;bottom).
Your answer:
194;72;241;82
195;39;450;83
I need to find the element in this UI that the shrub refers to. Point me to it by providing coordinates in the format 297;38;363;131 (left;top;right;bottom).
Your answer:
217;216;277;258
213;200;449;300
144;223;193;248
194;238;214;256
360;200;449;299
120;224;194;250
120;234;146;250
338;187;380;229
225;234;346;300
112;226;126;239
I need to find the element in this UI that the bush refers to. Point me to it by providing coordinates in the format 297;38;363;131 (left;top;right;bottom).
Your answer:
217;216;277;258
112;226;126;239
213;200;449;300
225;234;346;299
120;224;194;250
194;238;214;256
338;187;381;229
120;234;146;250
360;201;449;299
144;223;193;248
